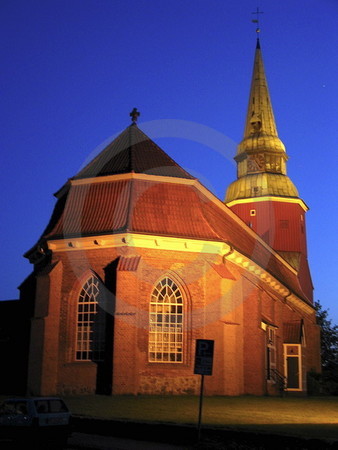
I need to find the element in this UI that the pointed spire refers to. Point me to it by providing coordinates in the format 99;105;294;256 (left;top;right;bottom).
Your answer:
225;39;300;203
234;39;288;175
243;39;278;139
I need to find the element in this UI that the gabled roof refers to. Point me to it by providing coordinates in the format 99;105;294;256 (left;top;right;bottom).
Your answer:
73;124;194;180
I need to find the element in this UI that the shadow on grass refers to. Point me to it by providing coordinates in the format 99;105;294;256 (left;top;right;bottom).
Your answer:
72;416;338;450
210;423;338;440
64;395;338;448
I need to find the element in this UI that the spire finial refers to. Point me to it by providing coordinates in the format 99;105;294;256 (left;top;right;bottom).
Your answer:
251;7;264;35
130;107;140;124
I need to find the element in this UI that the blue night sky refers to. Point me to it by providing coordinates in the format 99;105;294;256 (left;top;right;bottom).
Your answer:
1;1;337;322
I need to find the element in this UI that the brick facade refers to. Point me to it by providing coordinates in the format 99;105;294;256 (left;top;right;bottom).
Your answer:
20;242;320;397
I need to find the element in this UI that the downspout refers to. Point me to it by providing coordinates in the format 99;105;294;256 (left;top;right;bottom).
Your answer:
222;243;234;263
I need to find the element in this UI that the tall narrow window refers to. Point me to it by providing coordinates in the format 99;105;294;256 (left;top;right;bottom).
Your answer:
266;327;276;379
76;275;106;362
149;277;183;363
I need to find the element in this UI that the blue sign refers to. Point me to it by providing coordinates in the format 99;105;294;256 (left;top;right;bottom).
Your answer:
194;339;214;376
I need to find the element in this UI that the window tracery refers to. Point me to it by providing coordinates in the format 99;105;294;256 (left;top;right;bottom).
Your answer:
76;275;106;361
149;277;183;363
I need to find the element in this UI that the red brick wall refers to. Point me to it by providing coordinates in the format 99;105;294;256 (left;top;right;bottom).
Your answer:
26;242;321;396
27;261;63;395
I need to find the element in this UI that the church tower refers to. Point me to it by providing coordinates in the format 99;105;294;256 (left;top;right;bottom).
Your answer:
225;38;313;302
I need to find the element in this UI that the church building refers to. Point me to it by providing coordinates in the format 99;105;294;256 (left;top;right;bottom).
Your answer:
1;38;321;396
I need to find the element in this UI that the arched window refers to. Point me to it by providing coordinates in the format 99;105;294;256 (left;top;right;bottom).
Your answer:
76;275;106;361
149;277;183;363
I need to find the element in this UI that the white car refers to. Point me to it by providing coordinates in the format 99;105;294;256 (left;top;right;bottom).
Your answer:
0;397;72;447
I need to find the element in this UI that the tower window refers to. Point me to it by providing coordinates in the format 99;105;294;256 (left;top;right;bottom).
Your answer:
265;155;282;173
149;277;183;363
250;209;256;216
76;275;106;362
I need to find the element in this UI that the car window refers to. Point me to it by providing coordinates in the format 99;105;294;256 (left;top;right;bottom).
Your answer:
0;402;12;414
35;400;49;414
49;399;68;413
15;402;28;415
1;401;28;415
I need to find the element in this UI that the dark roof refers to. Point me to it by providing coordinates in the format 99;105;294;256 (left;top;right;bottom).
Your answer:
73;124;194;180
283;321;303;344
26;124;313;306
43;179;220;241
41;175;310;303
117;256;141;272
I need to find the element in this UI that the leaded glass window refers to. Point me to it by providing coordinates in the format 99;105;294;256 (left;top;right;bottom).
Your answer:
76;275;106;361
149;277;183;363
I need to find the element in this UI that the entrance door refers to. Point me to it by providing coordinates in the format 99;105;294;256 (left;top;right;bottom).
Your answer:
286;356;299;389
284;344;302;391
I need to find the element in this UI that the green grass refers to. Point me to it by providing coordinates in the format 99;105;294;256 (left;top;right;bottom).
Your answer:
63;395;338;441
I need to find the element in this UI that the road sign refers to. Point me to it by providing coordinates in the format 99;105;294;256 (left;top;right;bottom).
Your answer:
194;339;214;376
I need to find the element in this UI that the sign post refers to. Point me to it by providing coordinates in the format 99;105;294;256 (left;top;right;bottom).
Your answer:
194;339;214;441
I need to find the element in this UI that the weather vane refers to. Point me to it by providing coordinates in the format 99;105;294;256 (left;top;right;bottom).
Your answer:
130;107;140;124
251;7;263;34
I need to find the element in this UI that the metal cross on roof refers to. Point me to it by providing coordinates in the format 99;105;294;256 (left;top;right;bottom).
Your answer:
252;7;264;33
130;108;140;124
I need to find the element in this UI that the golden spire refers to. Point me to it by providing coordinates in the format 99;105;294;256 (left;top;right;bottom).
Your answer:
244;8;279;141
225;39;300;203
238;38;287;160
243;38;278;139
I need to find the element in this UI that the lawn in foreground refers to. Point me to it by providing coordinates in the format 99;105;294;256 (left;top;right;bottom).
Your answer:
65;395;338;441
